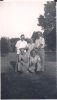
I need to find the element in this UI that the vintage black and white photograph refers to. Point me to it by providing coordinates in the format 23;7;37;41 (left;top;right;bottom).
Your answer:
0;0;57;99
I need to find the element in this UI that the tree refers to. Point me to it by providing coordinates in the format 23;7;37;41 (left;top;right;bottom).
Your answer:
38;1;56;50
44;27;56;50
1;37;12;54
25;38;31;43
10;38;20;52
31;31;39;42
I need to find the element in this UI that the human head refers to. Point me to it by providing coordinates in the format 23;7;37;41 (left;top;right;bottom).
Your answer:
20;48;24;55
38;31;43;37
27;39;33;44
30;49;36;57
20;34;25;40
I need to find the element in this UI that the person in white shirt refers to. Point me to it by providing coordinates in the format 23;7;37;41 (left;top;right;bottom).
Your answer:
15;34;28;71
35;31;45;71
15;34;28;55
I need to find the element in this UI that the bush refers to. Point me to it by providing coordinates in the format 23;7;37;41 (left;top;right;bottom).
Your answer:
1;37;12;55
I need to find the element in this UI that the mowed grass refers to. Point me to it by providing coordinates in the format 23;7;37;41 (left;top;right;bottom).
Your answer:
1;52;57;99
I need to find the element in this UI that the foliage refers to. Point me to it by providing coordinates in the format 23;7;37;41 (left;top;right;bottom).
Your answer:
1;37;12;54
44;27;56;50
31;31;39;42
38;1;56;50
38;1;56;31
10;38;20;52
25;38;31;43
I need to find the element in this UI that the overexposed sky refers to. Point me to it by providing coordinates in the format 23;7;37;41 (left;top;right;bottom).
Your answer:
0;0;53;38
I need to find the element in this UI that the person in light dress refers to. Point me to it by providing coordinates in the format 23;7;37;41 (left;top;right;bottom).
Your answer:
29;49;41;73
18;48;29;73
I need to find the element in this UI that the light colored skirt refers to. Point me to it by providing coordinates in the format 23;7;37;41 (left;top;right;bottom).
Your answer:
18;62;29;72
29;65;35;72
36;62;42;71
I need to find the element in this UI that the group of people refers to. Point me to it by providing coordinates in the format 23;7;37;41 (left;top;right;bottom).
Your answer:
15;32;45;73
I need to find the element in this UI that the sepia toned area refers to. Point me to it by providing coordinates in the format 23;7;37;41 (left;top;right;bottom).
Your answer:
0;0;57;99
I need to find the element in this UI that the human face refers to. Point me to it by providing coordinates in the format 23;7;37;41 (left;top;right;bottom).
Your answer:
38;32;42;37
20;48;24;55
20;35;25;41
32;50;36;57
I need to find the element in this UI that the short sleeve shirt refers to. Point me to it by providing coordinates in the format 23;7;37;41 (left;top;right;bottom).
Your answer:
35;37;45;48
15;40;28;54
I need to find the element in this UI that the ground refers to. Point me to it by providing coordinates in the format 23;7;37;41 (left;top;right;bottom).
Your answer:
1;51;57;99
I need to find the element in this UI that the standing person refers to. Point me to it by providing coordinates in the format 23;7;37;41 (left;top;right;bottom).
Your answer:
15;34;28;71
35;31;45;71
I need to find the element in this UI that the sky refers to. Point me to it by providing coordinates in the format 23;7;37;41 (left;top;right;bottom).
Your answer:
0;0;53;38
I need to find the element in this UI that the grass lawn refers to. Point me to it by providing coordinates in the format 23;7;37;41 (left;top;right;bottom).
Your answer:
1;72;57;99
1;52;57;99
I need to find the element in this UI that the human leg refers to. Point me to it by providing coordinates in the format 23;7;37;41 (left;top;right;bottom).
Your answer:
40;48;45;71
36;62;42;72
